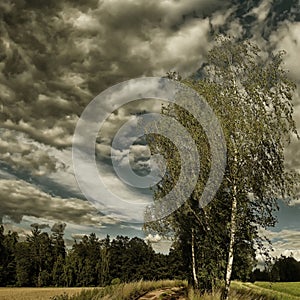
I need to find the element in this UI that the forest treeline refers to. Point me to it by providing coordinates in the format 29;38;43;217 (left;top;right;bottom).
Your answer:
1;223;300;287
252;255;300;282
0;223;185;287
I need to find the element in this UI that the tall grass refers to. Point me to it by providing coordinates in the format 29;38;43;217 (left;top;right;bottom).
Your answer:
52;281;300;300
187;281;297;300
187;288;276;300
52;280;187;300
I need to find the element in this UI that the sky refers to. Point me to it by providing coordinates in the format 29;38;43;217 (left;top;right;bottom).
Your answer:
0;0;300;258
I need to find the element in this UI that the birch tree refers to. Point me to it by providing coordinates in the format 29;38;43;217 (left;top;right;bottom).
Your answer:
144;36;299;298
193;37;299;299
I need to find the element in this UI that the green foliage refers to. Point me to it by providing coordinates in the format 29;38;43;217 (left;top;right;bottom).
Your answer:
0;225;18;286
144;36;299;294
13;223;63;287
271;256;300;282
0;226;176;287
253;255;300;282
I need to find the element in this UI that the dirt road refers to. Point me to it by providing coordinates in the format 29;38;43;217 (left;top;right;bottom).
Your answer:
137;286;187;300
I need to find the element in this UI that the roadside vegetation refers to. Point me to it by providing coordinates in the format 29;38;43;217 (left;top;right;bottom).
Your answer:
48;281;300;300
51;280;187;300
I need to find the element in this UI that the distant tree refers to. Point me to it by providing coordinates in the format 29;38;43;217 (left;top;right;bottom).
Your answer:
0;224;177;288
0;226;18;286
251;268;269;282
124;237;155;281
64;252;77;287
98;235;110;286
83;233;101;286
271;255;300;282
70;234;100;286
109;235;130;282
51;223;66;286
15;241;34;286
33;225;53;286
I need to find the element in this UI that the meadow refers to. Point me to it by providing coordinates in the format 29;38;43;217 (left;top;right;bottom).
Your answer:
254;282;300;298
1;281;300;300
66;281;300;300
231;281;300;300
0;287;94;300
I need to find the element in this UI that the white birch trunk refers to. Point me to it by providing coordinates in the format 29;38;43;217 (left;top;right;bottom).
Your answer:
191;227;198;288
222;141;238;300
222;184;238;300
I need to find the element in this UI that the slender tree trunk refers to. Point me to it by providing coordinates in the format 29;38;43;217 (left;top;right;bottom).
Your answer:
222;184;237;300
191;227;198;288
222;138;239;300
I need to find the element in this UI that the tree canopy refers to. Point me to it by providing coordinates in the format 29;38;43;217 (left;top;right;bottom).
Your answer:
144;36;299;298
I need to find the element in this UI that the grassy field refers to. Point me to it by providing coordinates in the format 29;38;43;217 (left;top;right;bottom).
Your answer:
232;281;300;300
1;281;299;300
44;281;300;300
254;282;300;298
0;281;187;300
0;287;95;300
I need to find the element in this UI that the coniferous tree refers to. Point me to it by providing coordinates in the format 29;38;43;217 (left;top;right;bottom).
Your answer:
0;226;18;286
51;223;66;286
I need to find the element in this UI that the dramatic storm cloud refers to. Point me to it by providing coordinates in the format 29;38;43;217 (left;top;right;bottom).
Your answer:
0;0;299;254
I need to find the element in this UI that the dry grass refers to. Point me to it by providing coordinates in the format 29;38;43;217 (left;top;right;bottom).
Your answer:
0;287;94;300
3;281;298;300
0;281;187;300
91;279;187;300
56;280;188;300
188;281;283;300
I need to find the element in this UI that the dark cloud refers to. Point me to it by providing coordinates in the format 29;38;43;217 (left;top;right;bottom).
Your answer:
0;129;62;175
0;0;230;151
0;179;118;225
